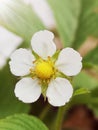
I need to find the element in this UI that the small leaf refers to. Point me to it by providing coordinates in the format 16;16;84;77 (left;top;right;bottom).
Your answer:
88;88;98;116
72;88;98;116
74;88;90;96
0;114;48;130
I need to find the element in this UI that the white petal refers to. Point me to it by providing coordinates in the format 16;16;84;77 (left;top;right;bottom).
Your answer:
0;26;22;57
55;48;82;76
31;30;56;59
0;53;6;69
46;77;73;107
14;77;41;103
9;48;35;76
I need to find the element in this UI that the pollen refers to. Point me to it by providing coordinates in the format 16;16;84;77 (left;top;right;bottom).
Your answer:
35;61;54;79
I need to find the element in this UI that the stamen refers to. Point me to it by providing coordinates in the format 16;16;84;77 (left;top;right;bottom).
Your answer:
35;61;54;79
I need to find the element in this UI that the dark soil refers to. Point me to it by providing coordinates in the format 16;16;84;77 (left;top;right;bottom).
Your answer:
63;105;98;130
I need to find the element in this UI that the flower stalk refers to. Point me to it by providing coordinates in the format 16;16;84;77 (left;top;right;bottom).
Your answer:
39;104;51;120
54;104;69;130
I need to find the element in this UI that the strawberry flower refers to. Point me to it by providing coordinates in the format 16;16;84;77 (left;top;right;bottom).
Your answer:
9;30;82;107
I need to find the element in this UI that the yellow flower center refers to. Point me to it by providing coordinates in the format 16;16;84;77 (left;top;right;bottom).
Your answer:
35;61;54;79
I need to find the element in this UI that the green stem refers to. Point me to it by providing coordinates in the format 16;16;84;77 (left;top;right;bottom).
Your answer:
54;104;69;130
39;104;51;120
83;62;98;72
83;62;93;69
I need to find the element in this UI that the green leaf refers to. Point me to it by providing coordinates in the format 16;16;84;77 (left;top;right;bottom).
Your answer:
72;88;98;117
0;0;44;44
90;107;98;117
73;0;98;49
72;93;91;105
88;88;98;116
0;63;30;119
83;46;98;65
74;88;90;96
47;0;81;47
0;114;48;130
73;71;98;90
